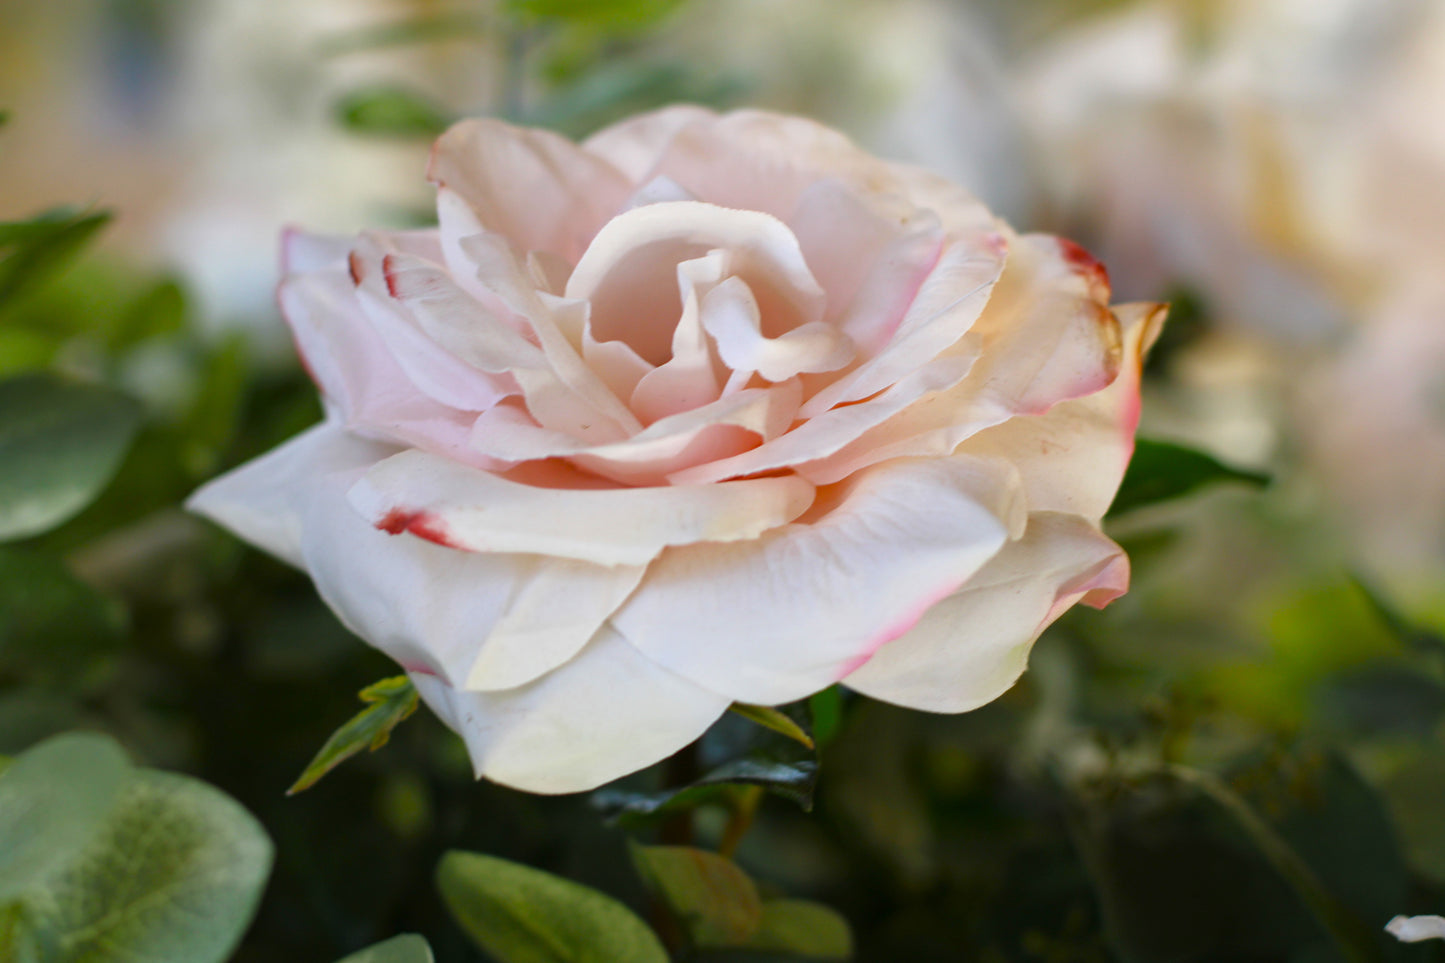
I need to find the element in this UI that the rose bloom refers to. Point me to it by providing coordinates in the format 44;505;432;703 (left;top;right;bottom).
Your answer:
190;107;1162;793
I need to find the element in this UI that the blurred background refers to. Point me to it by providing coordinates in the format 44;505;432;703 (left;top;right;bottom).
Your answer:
4;0;1445;960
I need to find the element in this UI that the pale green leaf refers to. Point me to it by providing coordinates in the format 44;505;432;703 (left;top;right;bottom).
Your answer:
289;676;419;794
15;768;273;963
0;733;130;904
0;374;142;541
336;933;435;963
629;843;762;948
729;703;814;749
744;899;854;959
437;850;667;963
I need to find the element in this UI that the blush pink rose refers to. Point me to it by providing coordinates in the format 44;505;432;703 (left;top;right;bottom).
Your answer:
189;107;1163;793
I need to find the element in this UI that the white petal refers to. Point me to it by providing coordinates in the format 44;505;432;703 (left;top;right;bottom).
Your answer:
1388;915;1445;943
843;512;1128;712
187;422;386;570
612;455;1025;705
348;449;816;566
957;302;1166;521
410;624;730;794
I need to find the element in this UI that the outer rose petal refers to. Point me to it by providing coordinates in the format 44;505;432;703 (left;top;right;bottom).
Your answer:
957;302;1167;521
410;624;730;794
348;448;816;566
611;455;1026;705
797;233;1125;484
191;425;647;695
582;105;718;183
842;512;1129;712
428;118;632;263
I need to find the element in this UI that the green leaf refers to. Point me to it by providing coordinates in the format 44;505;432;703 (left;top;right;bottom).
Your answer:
807;687;844;746
336;933;435;963
1109;438;1269;517
336;87;453;139
437;850;668;963
0;210;111;305
0;373;142;541
729;703;814;749
111;278;187;349
629;843;762;948
1166;765;1384;963
506;0;685;29
1350;575;1445;657
743;899;853;959
14;768;273;963
289;675;419;794
0;546;126;684
0;733;130;904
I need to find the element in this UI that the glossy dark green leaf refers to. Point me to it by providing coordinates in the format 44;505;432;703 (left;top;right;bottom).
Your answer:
629;843;762;948
742;900;853;959
1109;438;1269;517
0;374;142;540
807;687;844;747
289;676;419;794
437;850;668;963
336;933;435;963
0;210;111;305
15;768;273;963
336;87;453;139
0;733;130;904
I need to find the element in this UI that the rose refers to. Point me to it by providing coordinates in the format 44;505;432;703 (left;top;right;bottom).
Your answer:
189;106;1163;793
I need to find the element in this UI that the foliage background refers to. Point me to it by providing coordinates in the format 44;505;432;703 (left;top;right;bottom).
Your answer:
3;0;1445;960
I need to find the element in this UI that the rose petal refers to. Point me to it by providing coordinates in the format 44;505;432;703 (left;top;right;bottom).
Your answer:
190;425;646;693
798;233;1006;417
472;380;801;485
411;624;730;794
611;454;1026;705
842;512;1128;711
564;201;825;366
700;277;855;383
1387;916;1445;943
583;105;720;183
348;235;517;414
957;302;1167;520
429;117;632;263
278;268;499;468
796;233;1125;484
348;448;817;566
667;348;977;485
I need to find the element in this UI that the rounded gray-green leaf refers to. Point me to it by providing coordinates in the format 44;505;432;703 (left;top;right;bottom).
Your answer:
0;374;142;541
336;933;435;963
16;769;273;963
437;850;668;963
0;732;131;904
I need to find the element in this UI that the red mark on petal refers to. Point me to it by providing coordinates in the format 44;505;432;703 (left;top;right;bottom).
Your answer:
1058;237;1111;300
347;250;366;286
381;254;403;299
375;508;461;549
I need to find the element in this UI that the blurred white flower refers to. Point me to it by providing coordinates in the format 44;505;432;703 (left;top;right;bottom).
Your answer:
1387;914;1445;942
